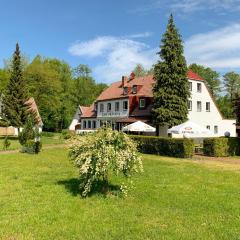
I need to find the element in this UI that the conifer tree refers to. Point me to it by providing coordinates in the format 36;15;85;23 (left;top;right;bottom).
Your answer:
1;43;30;127
153;14;190;133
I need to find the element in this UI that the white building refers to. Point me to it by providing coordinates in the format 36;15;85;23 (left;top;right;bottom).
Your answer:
70;70;236;137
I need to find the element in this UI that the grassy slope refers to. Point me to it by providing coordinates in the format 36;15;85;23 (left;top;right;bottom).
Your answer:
0;133;64;151
0;150;240;240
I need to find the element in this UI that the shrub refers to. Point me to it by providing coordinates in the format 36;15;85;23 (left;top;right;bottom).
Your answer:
62;129;74;139
2;136;11;150
203;137;240;157
19;118;42;154
18;118;35;146
131;135;194;158
21;140;42;154
68;127;143;197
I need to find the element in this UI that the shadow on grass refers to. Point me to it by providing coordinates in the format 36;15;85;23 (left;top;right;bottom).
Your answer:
57;178;121;197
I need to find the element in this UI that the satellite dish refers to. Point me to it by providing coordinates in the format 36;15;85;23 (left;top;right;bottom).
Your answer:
224;131;230;137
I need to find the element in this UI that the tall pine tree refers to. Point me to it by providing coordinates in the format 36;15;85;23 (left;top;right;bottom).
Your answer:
1;43;30;127
153;14;190;135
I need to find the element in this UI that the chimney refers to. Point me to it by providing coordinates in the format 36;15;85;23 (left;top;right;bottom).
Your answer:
122;76;128;87
129;72;136;81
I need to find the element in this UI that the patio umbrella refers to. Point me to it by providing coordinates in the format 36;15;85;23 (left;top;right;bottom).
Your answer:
122;121;156;132
168;120;214;138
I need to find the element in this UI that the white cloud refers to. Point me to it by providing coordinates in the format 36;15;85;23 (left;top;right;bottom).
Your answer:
185;24;240;68
68;36;157;83
132;0;240;15
69;23;240;83
126;32;153;39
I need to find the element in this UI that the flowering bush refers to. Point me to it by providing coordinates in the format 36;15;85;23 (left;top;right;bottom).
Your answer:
68;127;143;197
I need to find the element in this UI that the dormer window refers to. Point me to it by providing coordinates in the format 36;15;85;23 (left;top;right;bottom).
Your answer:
123;87;128;95
139;98;146;109
132;85;137;94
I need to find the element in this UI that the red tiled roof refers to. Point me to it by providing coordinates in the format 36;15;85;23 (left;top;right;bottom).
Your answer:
25;97;43;126
97;75;154;101
80;104;96;118
96;70;204;101
187;70;204;81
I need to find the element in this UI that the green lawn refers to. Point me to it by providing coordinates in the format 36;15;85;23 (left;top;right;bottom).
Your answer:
0;149;240;240
0;133;64;151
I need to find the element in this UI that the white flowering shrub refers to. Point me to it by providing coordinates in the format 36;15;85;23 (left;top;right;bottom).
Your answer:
68;127;143;197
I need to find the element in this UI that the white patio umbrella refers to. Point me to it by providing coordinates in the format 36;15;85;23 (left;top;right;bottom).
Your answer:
122;121;156;132
168;120;214;138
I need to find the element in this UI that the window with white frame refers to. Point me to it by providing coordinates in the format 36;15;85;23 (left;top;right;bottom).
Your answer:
83;120;86;129
206;102;210;112
107;103;111;112
139;98;146;109
100;103;104;112
214;125;218;134
197;83;202;92
197;101;202;112
123;101;128;111
188;100;192;111
88;120;91;129
115;102;119;112
206;125;210;130
93;121;96;129
189;82;192;91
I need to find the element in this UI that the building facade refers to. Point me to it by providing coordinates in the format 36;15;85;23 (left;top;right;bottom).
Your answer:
69;70;236;137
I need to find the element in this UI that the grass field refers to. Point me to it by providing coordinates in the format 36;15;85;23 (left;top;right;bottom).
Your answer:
0;133;64;151
0;149;240;240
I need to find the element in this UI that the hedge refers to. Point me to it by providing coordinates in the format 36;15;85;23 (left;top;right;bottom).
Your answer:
203;137;240;157
131;135;194;158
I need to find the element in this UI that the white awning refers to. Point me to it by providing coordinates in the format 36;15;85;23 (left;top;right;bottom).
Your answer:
168;120;214;138
122;121;156;132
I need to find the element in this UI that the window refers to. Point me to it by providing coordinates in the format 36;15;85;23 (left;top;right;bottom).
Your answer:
93;120;96;129
94;103;98;112
197;83;202;92
214;126;218;134
139;98;146;109
88;120;91;129
107;103;111;112
206;102;210;112
189;82;192;91
206;125;210;130
115;102;119;112
197;101;202;112
123;101;128;111
123;87;128;95
83;120;86;129
188;100;192;111
132;85;137;94
100;103;104;113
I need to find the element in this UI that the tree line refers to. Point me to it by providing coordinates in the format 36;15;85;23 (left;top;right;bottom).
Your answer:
0;45;107;132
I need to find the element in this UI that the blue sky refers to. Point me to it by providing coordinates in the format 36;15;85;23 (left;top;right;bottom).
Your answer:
1;0;240;83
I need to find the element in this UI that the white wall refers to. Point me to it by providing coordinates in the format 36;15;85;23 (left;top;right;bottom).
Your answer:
97;99;129;118
188;80;236;137
69;107;80;131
